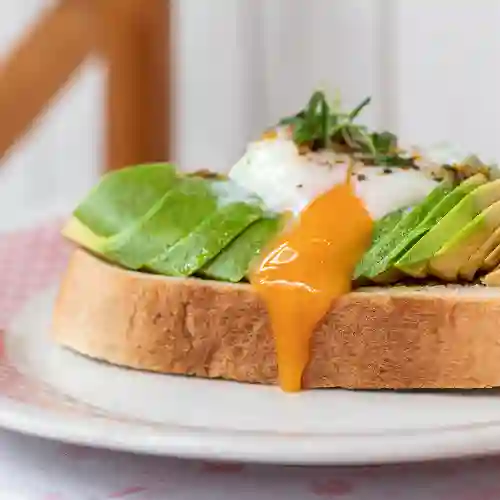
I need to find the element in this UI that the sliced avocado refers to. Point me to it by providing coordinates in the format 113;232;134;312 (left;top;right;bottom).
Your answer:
148;201;264;277
355;181;453;280
482;264;500;286
73;163;176;237
396;178;500;278
63;163;177;255
200;215;282;282
371;207;410;243
414;174;487;230
104;177;218;269
369;267;405;285
352;207;409;284
374;175;487;282
482;244;500;273
459;226;500;280
61;217;107;256
429;200;500;281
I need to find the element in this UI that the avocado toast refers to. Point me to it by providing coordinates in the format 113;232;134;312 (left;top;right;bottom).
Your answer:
63;165;500;288
53;91;500;392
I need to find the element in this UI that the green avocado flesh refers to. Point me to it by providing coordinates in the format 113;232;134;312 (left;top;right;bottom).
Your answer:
483;243;500;273
352;207;409;284
105;177;218;269
63;165;273;282
200;216;283;282
371;207;409;243
395;174;488;277
355;180;454;280
148;202;264;276
460;225;500;281
355;175;500;285
394;177;500;279
74;163;177;237
429;200;500;281
64;162;500;286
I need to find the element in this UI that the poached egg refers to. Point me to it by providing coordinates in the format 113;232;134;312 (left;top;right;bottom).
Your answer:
229;137;439;391
229;138;439;220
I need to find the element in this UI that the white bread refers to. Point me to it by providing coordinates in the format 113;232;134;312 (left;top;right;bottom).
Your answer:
52;249;500;389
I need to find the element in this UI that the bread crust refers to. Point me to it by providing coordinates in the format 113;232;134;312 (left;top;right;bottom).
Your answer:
52;249;500;389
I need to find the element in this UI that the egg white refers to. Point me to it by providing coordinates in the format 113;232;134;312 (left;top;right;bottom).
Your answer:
228;139;439;220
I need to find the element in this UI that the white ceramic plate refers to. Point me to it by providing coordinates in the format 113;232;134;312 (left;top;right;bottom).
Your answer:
4;287;500;465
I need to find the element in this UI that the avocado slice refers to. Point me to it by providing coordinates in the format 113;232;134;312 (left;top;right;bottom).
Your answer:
62;217;107;254
74;163;176;237
412;174;487;231
148;201;264;276
355;181;453;280
373;175;488;283
104;177;218;269
482;264;500;286
200;215;282;282
63;163;177;254
459;225;500;280
429;200;500;281
372;207;410;243
482;244;500;273
352;207;409;285
396;177;500;278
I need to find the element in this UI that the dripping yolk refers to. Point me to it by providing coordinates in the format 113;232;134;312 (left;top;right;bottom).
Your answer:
250;181;373;392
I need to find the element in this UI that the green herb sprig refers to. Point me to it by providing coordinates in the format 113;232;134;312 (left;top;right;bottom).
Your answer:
277;91;412;167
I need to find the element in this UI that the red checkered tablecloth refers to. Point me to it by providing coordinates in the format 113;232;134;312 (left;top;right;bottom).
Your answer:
0;219;71;327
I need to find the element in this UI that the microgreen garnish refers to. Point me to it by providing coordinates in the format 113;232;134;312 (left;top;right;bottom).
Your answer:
348;96;371;120
277;90;414;168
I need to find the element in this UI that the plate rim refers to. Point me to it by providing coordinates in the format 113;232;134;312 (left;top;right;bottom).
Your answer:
3;395;500;464
4;287;500;465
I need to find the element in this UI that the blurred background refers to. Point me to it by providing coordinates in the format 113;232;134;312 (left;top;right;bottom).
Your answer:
1;0;500;229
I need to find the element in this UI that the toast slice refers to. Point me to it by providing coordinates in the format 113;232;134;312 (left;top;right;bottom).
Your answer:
52;249;500;390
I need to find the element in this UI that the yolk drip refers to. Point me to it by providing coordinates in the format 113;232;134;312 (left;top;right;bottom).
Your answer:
250;182;373;392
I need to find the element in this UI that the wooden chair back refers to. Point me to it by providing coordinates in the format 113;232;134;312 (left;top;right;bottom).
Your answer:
0;0;171;171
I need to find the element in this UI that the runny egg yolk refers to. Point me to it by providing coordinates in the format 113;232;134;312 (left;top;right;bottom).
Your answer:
250;180;373;392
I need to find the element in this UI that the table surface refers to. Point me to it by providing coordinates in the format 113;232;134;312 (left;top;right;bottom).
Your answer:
2;219;500;500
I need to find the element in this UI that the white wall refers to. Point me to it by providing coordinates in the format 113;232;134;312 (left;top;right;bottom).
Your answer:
178;0;500;163
394;0;500;162
1;0;500;228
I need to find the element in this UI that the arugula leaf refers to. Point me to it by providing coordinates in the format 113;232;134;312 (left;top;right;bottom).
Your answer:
349;96;371;121
319;94;331;148
274;90;413;167
371;131;398;155
306;91;325;122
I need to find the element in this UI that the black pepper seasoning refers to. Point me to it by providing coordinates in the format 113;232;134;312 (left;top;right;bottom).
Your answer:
383;168;393;175
357;174;367;182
